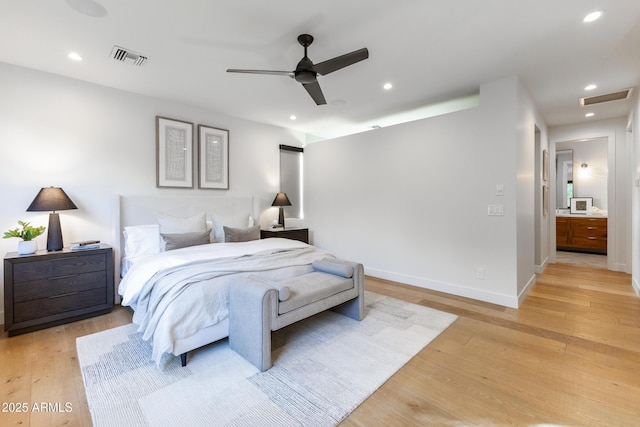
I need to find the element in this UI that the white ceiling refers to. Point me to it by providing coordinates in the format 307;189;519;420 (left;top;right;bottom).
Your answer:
2;0;639;140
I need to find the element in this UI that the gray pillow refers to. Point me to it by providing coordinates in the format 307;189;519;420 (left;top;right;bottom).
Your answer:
161;230;210;251
224;225;260;242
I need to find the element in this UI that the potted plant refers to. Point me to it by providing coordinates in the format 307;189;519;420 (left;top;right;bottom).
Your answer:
3;220;46;255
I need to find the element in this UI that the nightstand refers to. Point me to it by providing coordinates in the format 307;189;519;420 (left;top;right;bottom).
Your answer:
260;228;309;244
3;245;114;336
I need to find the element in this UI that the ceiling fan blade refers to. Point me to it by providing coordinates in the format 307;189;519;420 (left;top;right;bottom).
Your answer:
226;69;294;78
302;80;327;105
313;48;369;75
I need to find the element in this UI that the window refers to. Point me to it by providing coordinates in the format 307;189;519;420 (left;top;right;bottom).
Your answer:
279;145;303;218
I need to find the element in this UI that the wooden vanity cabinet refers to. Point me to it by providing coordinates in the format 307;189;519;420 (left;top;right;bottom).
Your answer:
556;216;607;254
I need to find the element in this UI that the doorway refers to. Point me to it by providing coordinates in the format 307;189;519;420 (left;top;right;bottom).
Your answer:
552;137;610;269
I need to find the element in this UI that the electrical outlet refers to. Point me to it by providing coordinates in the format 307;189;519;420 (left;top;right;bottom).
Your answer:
476;267;485;279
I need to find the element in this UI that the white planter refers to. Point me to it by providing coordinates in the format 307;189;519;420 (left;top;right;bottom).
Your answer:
17;240;37;255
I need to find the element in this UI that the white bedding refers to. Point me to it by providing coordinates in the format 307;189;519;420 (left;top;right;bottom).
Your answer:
118;238;332;364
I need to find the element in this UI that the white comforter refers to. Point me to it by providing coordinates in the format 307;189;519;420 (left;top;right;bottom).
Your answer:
118;238;332;363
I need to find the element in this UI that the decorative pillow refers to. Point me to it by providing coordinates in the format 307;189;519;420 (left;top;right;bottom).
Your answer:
161;230;211;251
123;225;161;258
155;211;207;234
211;213;252;243
223;225;260;242
312;259;354;278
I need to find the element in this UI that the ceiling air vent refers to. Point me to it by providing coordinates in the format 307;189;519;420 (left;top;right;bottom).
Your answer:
110;45;148;66
580;88;632;106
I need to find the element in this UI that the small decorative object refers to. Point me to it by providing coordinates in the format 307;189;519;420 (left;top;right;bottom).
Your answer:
198;124;229;189
157;116;194;188
27;186;78;251
542;149;549;182
3;220;46;255
271;192;292;229
570;197;593;214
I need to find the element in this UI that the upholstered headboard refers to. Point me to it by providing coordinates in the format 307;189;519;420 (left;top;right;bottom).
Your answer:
114;194;256;284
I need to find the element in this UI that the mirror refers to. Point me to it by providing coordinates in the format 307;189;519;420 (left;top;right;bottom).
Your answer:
556;149;573;209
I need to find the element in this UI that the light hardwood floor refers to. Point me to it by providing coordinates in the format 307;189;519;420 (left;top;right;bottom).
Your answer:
1;263;638;426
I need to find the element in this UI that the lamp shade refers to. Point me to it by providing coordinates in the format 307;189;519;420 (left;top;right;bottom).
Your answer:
271;192;292;207
27;187;78;212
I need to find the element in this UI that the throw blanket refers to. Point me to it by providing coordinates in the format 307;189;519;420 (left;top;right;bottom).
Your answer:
119;239;333;363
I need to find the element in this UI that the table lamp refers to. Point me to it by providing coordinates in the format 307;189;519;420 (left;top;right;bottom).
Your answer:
27;187;78;251
271;192;292;229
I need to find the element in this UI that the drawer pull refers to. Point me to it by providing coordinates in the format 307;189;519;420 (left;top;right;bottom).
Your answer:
587;237;598;240
48;292;79;299
48;274;79;281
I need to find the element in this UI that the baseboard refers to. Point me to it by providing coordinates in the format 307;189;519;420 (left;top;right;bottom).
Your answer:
517;273;537;307
365;267;520;308
535;256;549;274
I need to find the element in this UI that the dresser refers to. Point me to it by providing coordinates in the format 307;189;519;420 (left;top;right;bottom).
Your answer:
4;245;114;336
260;228;309;244
556;216;607;254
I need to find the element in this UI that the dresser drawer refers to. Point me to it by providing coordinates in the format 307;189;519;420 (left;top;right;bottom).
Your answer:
14;288;108;323
12;253;106;283
13;271;106;303
572;236;607;251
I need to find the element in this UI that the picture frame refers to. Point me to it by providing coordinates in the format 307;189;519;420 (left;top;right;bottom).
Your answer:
156;116;194;188
543;185;549;217
570;197;593;214
198;124;229;189
542;149;549;182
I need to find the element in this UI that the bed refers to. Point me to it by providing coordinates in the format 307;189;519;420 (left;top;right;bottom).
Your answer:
115;195;334;367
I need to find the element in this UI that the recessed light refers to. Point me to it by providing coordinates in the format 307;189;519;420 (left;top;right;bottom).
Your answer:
585;84;597;91
583;11;603;23
383;83;393;90
67;52;83;61
289;115;296;120
585;112;595;118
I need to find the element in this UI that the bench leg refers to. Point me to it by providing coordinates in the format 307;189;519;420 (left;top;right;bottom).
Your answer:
180;352;187;366
331;294;363;321
229;278;276;371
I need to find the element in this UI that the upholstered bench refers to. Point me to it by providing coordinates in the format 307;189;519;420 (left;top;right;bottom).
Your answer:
229;258;364;371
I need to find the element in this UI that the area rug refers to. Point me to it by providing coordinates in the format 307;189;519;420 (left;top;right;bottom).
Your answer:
77;292;457;426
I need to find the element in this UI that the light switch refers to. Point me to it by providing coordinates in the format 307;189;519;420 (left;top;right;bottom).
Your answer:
496;184;505;196
488;205;504;216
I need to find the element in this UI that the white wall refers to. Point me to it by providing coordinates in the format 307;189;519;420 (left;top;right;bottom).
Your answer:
549;118;631;273
0;62;303;321
304;76;546;308
629;92;640;295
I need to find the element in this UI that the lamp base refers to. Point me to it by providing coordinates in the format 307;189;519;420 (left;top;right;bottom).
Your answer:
47;212;63;251
278;207;286;230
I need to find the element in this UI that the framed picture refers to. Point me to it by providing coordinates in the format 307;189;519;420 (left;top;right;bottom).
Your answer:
570;197;593;214
198;124;229;189
156;116;194;188
542;149;549;182
543;185;549;217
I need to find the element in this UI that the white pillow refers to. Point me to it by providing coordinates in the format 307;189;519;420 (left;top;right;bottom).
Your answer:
210;213;253;243
123;225;161;258
155;211;207;234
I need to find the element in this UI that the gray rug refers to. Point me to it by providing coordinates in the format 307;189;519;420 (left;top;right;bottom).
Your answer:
77;292;457;426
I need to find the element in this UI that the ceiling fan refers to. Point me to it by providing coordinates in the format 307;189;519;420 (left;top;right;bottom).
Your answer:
227;34;369;105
